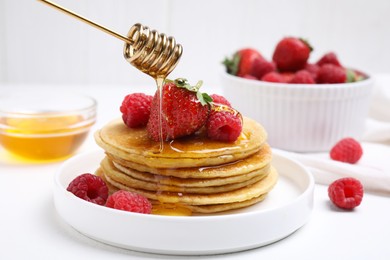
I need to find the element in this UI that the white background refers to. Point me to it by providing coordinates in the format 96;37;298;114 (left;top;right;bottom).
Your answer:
1;0;390;88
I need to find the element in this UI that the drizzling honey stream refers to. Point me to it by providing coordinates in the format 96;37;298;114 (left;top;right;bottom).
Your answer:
38;0;183;151
38;0;185;214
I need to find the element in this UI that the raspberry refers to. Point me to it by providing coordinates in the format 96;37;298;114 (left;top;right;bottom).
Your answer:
304;63;320;81
289;70;315;84
67;173;109;205
330;138;363;164
106;190;152;214
210;94;232;107
328;177;364;209
317;64;347;84
120;93;153;128
280;72;295;83
316;52;342;67
261;72;285;83
250;57;276;79
206;107;242;142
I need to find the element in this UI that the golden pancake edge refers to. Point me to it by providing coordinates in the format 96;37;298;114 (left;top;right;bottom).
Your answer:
94;117;267;168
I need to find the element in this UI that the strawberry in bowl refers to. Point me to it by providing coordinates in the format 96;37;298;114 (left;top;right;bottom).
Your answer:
221;37;373;152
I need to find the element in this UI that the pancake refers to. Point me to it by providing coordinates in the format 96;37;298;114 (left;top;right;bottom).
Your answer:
186;194;267;214
110;159;271;187
100;157;269;194
94;117;267;168
108;143;272;178
97;166;278;206
97;168;269;214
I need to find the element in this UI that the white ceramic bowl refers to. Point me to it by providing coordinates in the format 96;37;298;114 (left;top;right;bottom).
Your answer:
220;71;374;152
54;150;314;255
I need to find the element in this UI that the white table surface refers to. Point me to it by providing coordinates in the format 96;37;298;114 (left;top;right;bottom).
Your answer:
0;84;389;260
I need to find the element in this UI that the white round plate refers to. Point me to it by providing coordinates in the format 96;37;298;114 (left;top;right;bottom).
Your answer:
54;150;314;255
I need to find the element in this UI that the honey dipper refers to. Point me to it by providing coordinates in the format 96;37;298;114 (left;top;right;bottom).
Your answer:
38;0;183;78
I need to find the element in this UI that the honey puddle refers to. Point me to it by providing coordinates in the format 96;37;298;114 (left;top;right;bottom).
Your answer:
0;115;92;162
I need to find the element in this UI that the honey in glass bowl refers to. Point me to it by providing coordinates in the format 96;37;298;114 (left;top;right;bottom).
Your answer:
0;92;97;162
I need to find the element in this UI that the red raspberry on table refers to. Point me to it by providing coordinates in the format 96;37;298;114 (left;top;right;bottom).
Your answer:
289;70;315;84
67;173;109;205
250;57;276;80
328;177;364;210
330;138;363;164
106;190;152;214
120;93;153;128
210;94;232;107
317;64;347;84
316;52;342;67
272;37;313;72
206;106;242;142
261;72;285;83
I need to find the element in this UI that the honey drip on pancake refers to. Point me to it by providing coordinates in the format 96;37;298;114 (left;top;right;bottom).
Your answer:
155;77;165;153
154;77;194;215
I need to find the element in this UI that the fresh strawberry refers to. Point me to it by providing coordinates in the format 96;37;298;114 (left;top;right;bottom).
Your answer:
289;70;315;84
261;72;285;83
223;48;262;77
304;63;320;81
317;64;347;84
147;78;212;141
250;57;276;79
316;52;342;67
272;37;313;72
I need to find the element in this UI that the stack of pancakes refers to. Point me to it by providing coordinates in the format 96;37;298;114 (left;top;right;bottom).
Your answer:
94;117;278;214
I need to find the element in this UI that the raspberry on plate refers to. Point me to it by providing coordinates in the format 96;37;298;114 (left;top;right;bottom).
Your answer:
206;107;242;142
328;177;364;209
210;94;232;107
67;173;109;205
120;93;153;128
330;138;363;164
106;190;152;214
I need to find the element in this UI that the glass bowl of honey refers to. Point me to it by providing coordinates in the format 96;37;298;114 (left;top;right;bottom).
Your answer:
0;92;97;162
